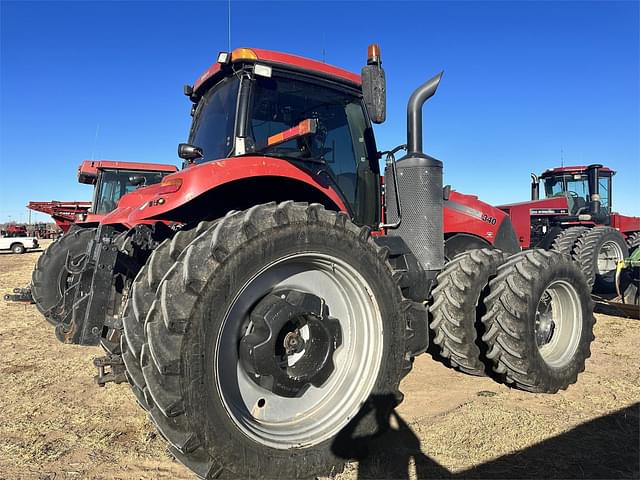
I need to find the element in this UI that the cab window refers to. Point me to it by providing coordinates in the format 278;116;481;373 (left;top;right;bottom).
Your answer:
248;75;379;226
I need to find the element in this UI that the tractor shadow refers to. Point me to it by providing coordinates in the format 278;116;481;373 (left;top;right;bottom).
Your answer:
332;395;639;479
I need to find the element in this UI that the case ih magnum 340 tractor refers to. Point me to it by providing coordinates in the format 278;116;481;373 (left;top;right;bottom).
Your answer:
499;165;640;295
31;46;594;479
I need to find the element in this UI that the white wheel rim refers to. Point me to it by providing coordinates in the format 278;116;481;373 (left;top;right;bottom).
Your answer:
215;253;384;449
535;280;583;367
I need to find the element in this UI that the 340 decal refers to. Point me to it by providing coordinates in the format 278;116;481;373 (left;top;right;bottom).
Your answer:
481;213;497;225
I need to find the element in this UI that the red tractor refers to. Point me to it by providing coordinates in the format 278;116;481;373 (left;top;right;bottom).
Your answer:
28;160;177;325
28;160;178;233
31;46;594;479
499;164;640;293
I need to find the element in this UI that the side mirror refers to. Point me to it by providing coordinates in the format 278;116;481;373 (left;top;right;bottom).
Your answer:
178;143;204;162
361;44;386;124
128;175;146;187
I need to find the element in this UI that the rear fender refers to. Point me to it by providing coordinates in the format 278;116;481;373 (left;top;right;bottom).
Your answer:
123;157;346;226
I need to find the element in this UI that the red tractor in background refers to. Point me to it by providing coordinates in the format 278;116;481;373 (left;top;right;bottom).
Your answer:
27;160;178;233
499;164;640;293
24;160;177;320
28;46;594;479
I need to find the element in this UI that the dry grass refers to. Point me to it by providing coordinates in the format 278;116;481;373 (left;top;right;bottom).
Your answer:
0;244;638;479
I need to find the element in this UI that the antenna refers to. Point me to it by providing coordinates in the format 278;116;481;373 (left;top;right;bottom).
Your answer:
228;0;232;51
91;123;100;160
322;32;326;63
561;148;564;168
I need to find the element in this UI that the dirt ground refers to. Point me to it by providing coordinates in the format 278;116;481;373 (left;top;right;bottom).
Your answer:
0;242;638;480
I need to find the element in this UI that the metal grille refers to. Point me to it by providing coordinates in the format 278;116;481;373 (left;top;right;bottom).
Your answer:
386;161;444;271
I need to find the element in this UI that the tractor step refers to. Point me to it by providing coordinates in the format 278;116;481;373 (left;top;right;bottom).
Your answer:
94;354;127;386
3;287;34;304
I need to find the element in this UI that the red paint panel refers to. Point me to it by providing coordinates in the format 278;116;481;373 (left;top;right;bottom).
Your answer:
498;197;569;248
444;191;510;245
193;48;360;94
101;157;346;228
610;213;640;235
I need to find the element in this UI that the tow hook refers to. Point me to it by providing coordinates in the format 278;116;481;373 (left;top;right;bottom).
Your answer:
94;354;127;386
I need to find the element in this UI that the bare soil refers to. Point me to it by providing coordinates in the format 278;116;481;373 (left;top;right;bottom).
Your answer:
0;243;638;479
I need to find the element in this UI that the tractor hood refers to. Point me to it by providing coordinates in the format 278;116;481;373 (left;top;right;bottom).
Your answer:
498;196;569;214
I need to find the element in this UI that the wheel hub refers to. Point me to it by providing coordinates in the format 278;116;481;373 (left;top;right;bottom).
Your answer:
239;290;342;398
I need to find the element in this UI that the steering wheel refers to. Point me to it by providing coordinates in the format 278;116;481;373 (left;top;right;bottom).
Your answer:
552;190;579;198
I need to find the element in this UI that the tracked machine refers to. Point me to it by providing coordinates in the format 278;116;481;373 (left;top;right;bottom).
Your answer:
32;46;595;479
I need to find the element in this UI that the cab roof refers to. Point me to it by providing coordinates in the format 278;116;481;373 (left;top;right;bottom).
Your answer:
78;160;178;185
193;48;361;94
540;165;615;178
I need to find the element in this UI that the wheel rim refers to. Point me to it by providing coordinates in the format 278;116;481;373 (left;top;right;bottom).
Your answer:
597;240;624;278
535;280;582;367
215;252;383;449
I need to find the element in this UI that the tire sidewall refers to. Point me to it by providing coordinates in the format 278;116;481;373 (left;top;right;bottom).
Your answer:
593;230;628;292
521;260;594;392
184;222;406;478
31;228;95;314
12;244;25;254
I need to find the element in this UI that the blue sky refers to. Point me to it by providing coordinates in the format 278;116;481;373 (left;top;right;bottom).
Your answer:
1;0;638;223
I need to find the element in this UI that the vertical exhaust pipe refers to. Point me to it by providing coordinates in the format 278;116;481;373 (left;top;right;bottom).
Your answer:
531;173;540;201
387;72;444;280
407;72;444;155
587;163;602;216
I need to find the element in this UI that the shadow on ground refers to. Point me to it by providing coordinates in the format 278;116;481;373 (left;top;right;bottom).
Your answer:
332;395;639;479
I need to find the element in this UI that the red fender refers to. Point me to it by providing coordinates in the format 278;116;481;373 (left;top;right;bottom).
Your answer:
100;157;347;228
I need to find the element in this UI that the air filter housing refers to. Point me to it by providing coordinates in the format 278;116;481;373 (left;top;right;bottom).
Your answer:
386;153;443;278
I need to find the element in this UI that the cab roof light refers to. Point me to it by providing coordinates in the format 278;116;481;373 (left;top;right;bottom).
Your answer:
231;48;258;62
217;51;230;64
254;63;272;78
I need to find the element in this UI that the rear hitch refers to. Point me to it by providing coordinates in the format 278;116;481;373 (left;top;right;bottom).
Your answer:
94;354;127;386
54;222;172;347
3;287;34;304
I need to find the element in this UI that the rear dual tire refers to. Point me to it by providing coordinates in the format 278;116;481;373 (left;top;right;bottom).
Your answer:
482;249;594;393
129;202;420;479
429;248;505;376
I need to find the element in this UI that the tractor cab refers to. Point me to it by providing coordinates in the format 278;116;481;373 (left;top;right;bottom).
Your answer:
77;160;178;215
539;165;614;216
179;48;382;226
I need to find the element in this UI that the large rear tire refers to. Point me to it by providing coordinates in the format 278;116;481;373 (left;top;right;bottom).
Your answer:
121;221;217;411
429;248;505;376
573;226;628;293
481;249;594;393
550;226;588;255
627;232;640;253
31;227;95;325
137;202;421;479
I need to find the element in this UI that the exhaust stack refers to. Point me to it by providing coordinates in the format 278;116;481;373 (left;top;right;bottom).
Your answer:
587;164;602;216
531;173;540;200
386;72;444;279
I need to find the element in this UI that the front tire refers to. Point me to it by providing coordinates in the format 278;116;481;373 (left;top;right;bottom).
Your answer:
481;250;594;393
31;228;95;324
138;202;420;479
